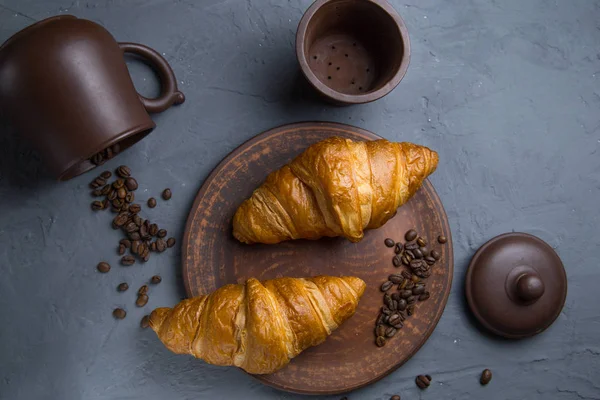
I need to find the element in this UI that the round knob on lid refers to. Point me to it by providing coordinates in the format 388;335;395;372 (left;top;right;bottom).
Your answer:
515;273;545;303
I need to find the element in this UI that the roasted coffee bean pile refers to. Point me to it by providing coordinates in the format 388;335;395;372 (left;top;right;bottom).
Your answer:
90;143;121;166
91;166;173;321
375;228;444;347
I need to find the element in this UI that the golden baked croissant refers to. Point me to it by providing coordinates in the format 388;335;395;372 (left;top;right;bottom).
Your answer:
149;276;365;374
233;137;438;244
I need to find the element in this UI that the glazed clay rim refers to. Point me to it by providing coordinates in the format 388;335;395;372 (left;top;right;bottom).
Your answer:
465;232;567;339
296;0;411;104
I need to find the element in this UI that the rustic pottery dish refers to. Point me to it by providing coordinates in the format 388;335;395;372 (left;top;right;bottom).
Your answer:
182;122;453;394
0;15;185;181
296;0;410;105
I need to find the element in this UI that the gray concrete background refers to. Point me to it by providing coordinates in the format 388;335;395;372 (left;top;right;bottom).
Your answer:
0;0;599;399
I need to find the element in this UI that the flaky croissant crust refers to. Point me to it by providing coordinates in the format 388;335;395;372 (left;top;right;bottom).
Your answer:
233;137;438;244
149;276;365;374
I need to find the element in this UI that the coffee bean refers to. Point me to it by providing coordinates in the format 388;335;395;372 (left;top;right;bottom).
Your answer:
412;284;426;295
381;281;393;292
123;222;137;233
107;190;117;201
419;292;430;301
129;232;141;241
399;279;408;290
394;242;404;254
397;298;407;311
131;240;140;254
116;165;131;178
113;212;128;227
413;248;424;259
391;292;401;302
390;300;398;311
416;375;431;389
417;237;427;247
116;187;126;199
438;235;447;244
156;238;167;252
431;249;441;260
407;304;415;316
392;255;402;267
167;237;176;248
400;290;412;299
392;319;404;329
376;313;386;325
389;274;404;284
125;192;134;203
149;223;159;236
407;296;416;305
388;313;402;326
136;294;149;307
138;285;149;295
381;305;392;315
150;241;157;251
100;171;112;180
105;147;114;159
113;308;126;319
151;275;162;284
91;201;103;211
139;224;149;239
402;271;412;280
138;243;148;256
121;255;135;266
113;179;124;189
384;238;395;247
425;256;436;265
140;315;150;329
147;198;157;208
162;188;172;200
112;199;124;210
420;246;430;257
118;244;126;255
400;255;410;266
480;369;492;385
125;177;138;191
405;242;418;251
94;177;106;187
376;324;386;337
141;250;150;262
133;214;142;226
112;143;121;154
405;229;417;241
384;293;393;308
411;274;421;283
376;336;386;347
390;396;401;400
157;229;167;238
91;188;103;197
101;198;109;210
119;239;131;249
405;250;415;260
117;282;129;292
383;314;390;324
97;262;110;273
129;204;141;214
385;327;397;338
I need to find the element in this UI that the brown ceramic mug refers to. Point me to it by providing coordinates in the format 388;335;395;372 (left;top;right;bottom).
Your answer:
0;15;185;180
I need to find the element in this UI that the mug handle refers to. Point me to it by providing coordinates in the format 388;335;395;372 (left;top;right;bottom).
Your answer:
118;42;185;113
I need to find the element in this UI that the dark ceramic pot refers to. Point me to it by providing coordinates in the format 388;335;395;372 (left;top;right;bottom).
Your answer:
0;15;185;180
296;0;410;105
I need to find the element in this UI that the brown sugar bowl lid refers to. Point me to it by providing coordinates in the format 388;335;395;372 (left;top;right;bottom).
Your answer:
465;232;567;339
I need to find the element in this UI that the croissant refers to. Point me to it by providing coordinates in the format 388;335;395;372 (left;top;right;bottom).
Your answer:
149;275;365;374
233;137;438;244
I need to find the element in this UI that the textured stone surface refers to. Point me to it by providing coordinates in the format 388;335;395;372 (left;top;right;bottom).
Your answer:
0;0;599;399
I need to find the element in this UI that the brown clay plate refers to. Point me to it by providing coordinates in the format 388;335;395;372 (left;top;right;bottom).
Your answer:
182;122;453;395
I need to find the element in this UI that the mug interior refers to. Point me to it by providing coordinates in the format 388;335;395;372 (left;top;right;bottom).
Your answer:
303;0;405;95
59;127;153;181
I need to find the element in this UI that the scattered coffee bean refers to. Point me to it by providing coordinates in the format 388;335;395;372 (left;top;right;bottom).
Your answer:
420;246;429;257
376;313;386;325
100;171;112;180
381;305;392;315
384;238;395;247
117;187;126;199
397;298;407;311
114;212;128;227
129;203;141;214
388;313;402;326
97;262;111;273
156;238;167;252
417;237;427;247
91;200;104;211
100;184;112;195
407;304;415;316
125;192;135;203
391;292;401;302
107;190;117;201
401;255;410;266
425;256;436;265
431;249;441;260
116;165;131;178
385;327;397;338
412;284;426;295
376;336;386;347
416;375;431;389
400;290;412;299
140;315;150;329
390;396;401;400
480;369;492;385
133;214;143;226
147;198;157;208
162;188;172;200
407;296;416;305
117;282;129;292
151;275;162;284
405;242;418;251
121;255;135;266
384;293;393;308
113;308;126;319
405;281;415;290
138;285;149;295
405;250;415;260
119;239;131;249
389;274;403;284
125;177;138;191
401;271;412;281
381;281;393;292
413;248;424;259
136;294;149;307
113;179;124;189
118;244;126;255
392;255;402;267
394;242;403;254
438;235;447;244
411;274;421;283
150;241;157;251
91;188;103;197
419;292;430;301
167;237;176;248
376;324;386;337
112;143;121;154
157;229;167;238
149;223;159;236
131;240;140;254
405;229;417;241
